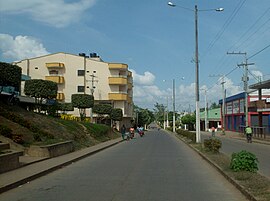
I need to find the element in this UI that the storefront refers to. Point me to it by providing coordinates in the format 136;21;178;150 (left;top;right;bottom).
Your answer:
219;90;270;134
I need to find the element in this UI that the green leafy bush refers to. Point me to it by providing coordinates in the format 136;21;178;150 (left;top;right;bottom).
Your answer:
0;124;12;138
203;138;222;153
230;150;259;172
176;129;196;142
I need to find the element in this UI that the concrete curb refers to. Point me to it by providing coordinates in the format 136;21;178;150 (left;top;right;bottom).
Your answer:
0;139;123;194
168;131;258;201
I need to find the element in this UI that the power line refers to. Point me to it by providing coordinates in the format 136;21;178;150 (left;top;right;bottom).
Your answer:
235;16;270;50
201;0;247;60
248;43;270;59
228;6;270;52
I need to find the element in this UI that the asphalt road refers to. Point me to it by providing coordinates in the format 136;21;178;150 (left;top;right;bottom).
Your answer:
0;129;248;201
201;132;270;179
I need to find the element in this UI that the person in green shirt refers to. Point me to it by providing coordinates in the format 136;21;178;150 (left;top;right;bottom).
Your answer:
245;126;252;143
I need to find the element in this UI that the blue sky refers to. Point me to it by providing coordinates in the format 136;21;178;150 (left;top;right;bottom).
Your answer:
1;0;270;111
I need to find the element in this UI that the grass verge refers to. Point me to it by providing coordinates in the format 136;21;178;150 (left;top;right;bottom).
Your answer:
178;134;270;201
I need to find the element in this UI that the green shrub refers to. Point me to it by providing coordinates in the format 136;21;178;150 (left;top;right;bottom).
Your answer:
230;150;259;172
166;127;173;132
176;129;196;142
0;124;12;138
203;138;222;153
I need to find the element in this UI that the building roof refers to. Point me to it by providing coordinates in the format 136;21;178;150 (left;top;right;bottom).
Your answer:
249;79;270;90
200;108;221;121
219;92;245;104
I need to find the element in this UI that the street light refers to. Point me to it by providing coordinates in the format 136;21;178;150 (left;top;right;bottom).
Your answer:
168;2;224;143
89;71;97;123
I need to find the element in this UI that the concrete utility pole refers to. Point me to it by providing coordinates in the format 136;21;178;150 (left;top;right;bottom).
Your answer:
89;71;98;123
209;74;226;131
173;79;176;132
194;5;201;143
221;76;226;132
227;52;254;127
203;89;208;131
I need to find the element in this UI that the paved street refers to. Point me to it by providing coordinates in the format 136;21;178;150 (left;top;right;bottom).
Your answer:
0;129;247;201
201;131;270;179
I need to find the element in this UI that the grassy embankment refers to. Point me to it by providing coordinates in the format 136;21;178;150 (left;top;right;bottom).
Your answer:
0;102;120;151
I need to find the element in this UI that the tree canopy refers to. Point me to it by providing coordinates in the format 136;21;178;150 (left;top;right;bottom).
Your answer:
0;62;21;92
110;108;123;122
24;79;58;104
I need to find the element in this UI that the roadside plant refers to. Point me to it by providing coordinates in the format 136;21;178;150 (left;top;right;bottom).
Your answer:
230;150;259;172
0;124;12;138
203;138;222;153
176;129;196;143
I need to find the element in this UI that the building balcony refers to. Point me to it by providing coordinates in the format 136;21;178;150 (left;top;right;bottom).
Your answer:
249;100;270;110
128;71;132;77
108;63;128;70
108;77;128;85
108;93;128;101
46;63;65;68
45;76;64;84
56;93;65;101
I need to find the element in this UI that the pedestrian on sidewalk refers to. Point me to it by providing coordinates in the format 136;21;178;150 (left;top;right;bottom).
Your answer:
121;125;126;140
245;125;253;143
211;126;216;137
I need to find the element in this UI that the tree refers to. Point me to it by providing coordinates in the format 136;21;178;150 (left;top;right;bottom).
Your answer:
24;79;58;112
93;104;113;124
181;114;196;130
58;103;74;113
93;104;113;115
0;62;21;93
210;102;220;109
134;105;154;127
110;108;123;122
71;94;94;121
153;102;166;125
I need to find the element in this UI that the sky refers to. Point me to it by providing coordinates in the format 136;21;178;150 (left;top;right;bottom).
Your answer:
1;0;270;112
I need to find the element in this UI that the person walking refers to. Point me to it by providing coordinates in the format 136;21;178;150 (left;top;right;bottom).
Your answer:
121;125;126;140
245;125;253;143
211;126;216;137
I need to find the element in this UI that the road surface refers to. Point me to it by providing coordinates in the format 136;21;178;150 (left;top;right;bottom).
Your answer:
0;129;248;201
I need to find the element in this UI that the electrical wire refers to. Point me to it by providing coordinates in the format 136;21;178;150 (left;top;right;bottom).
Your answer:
248;43;270;60
201;0;247;60
228;6;270;52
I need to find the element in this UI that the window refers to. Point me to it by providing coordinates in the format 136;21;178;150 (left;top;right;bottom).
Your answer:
78;70;85;76
77;86;85;92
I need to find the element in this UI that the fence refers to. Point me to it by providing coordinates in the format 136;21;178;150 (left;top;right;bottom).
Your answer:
239;125;267;139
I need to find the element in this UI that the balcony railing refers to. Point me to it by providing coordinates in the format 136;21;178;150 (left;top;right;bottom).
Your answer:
108;93;128;101
45;76;64;84
108;77;128;85
46;63;65;68
249;100;270;109
108;63;128;70
56;93;65;101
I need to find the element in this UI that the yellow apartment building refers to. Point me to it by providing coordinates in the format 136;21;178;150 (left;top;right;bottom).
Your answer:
14;52;133;128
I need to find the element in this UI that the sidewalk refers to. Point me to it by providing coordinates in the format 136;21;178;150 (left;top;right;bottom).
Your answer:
0;137;123;194
203;130;270;145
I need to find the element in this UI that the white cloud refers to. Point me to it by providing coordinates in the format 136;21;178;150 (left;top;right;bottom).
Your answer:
0;0;96;28
131;69;166;107
0;34;49;61
130;69;155;86
250;70;263;81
